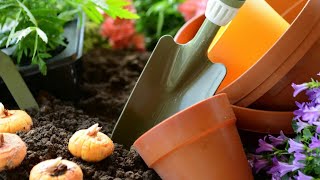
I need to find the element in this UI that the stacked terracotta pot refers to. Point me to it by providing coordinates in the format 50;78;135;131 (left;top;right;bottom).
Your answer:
175;0;320;134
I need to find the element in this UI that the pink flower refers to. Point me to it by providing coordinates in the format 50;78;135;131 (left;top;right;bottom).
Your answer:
132;33;145;51
101;18;135;41
178;0;207;21
99;0;145;51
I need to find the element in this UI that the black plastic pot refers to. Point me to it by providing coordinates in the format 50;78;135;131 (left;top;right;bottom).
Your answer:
0;16;85;109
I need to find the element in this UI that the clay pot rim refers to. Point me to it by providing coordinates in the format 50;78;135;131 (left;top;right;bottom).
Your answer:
232;105;294;134
133;93;236;167
220;0;320;106
175;13;205;45
174;0;320;107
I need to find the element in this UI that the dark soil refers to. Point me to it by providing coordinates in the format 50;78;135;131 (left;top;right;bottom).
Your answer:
0;49;161;180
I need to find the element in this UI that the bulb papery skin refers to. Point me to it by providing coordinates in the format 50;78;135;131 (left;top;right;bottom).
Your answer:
0;133;27;171
29;158;83;180
0;110;33;133
68;125;115;162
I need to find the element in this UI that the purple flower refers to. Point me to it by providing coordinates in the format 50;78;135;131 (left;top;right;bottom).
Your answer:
278;162;300;177
306;101;317;108
269;160;300;177
306;88;320;104
309;135;320;149
256;138;275;153
294;101;320;123
296;171;313;180
253;158;269;174
268;157;280;174
313;121;320;134
268;131;288;146
295;119;311;133
293;152;306;168
288;139;305;153
301;104;320;123
271;173;281;180
294;102;306;119
292;83;309;97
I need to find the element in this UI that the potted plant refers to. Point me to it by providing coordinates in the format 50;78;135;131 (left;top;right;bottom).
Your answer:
250;74;320;179
0;0;138;109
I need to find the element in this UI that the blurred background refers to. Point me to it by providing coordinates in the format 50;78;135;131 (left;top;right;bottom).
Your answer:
84;0;208;52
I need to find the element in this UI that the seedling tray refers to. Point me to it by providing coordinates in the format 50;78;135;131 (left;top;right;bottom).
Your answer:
0;16;85;105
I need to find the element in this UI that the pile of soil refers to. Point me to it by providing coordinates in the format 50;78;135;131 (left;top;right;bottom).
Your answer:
0;49;161;180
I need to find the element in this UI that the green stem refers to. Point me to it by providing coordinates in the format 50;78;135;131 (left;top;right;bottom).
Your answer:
32;33;38;62
308;81;320;89
156;11;164;38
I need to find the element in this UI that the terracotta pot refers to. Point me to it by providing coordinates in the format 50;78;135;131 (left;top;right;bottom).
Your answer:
174;0;320;133
134;94;253;180
175;0;320;109
266;0;308;23
232;105;294;134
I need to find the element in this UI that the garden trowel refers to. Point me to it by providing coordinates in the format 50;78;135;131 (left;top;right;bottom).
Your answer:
0;51;39;110
112;0;246;148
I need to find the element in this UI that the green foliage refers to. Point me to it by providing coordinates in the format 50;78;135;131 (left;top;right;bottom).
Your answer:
0;0;138;75
308;79;320;89
302;128;313;141
83;20;109;53
133;0;185;50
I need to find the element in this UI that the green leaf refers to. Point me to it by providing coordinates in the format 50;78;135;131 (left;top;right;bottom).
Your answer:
11;27;35;44
82;5;103;23
2;0;140;76
313;157;320;175
292;120;299;133
30;8;58;17
16;0;37;26
104;0;129;7
38;53;51;59
303;128;312;140
106;7;139;19
6;10;21;47
16;48;23;64
58;9;79;21
0;35;7;47
91;0;109;10
0;3;16;10
35;27;48;43
103;0;139;19
38;57;47;75
295;135;302;142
